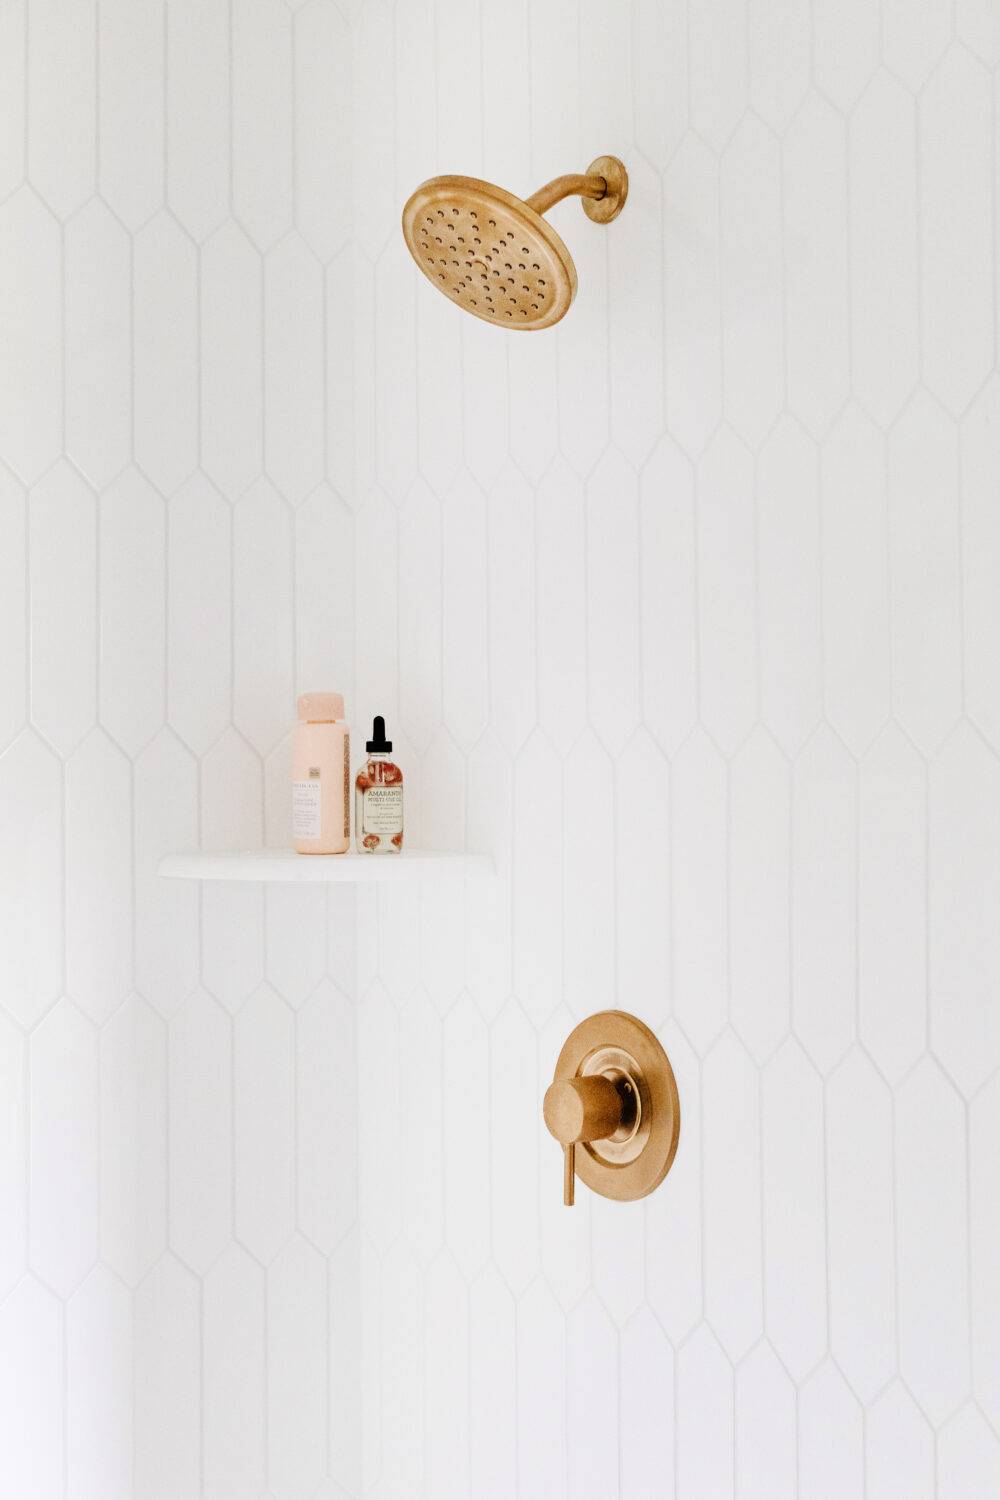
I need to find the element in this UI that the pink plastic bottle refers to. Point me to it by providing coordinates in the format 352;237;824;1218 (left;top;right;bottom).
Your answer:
292;693;351;854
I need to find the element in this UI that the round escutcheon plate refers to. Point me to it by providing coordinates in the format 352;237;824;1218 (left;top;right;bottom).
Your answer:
552;1010;680;1202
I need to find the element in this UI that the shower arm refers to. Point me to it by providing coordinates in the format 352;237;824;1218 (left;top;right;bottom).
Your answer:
526;172;609;215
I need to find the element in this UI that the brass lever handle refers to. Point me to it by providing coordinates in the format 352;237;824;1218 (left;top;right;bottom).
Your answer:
543;1074;625;1206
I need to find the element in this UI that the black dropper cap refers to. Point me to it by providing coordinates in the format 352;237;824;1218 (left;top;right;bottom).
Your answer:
366;715;392;753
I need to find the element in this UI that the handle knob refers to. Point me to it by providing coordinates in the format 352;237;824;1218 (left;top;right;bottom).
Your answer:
543;1075;624;1206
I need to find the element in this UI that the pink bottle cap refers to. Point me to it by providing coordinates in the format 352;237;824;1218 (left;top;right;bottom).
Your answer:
297;692;345;722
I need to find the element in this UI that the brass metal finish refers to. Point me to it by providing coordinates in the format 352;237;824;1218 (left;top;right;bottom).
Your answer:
544;1011;680;1206
401;156;628;330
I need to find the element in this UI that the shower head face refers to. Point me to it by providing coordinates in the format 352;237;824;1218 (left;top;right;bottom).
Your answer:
402;175;577;330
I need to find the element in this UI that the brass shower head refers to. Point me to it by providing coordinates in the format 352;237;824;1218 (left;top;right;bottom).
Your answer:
401;155;628;331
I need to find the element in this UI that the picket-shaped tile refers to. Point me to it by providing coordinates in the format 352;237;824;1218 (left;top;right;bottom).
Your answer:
663;134;723;458
827;1048;895;1400
897;1058;969;1422
398;479;443;753
888;393;961;753
64;200;131;489
516;1279;566;1499
615;731;670;1030
749;0;809;129
536;458;587;746
397;990;442;1264
233;481;294;755
373;878;419;1006
98;0;163;228
646;1021;702;1342
792;726;856;1073
489;466;536;754
375;245;419;503
799;1361;863;1500
425;1252;470;1499
639;438;697;754
567;1295;619;1498
329;1231;363;1497
783;94;849;437
609;156;664;467
480;0;529;185
30;1000;99;1297
393;0;436;237
508;333;559;485
618;1309;674;1496
490;1001;539;1295
563;732;615;1020
441;472;487;751
203;1244;266;1499
762;1041;825;1378
0;1277;63;1499
958;0;1000;62
232;0;293;248
735;1341;796;1500
462;315;510;495
27;0;95;215
703;1031;762;1360
689;0;747;149
671;731;727;1054
556;230;609;477
757;419;822;751
294;1;350;259
929;724;1000;1095
592;1187;645;1332
297;981;356;1254
971;1073;1000;1427
697;426;756;753
859;724;927;1082
371;1240;418;1493
29;461;96;754
355;487;398;726
0;4;25;202
849;74;918;428
202;223;263;499
962;379;1000;750
134;730;199;1016
730;730;790;1061
0;731;62;1027
939;1406;1000;1500
416;283;463;497
265;884;325;1009
821;405;890;754
920;50;993;414
265;235;325;504
268;1235;328;1498
513;732;562;1027
0;1015;26;1300
866;1383;934;1500
882;0;953;91
357;983;401;1253
168;989;232;1274
134;213;198;494
65;731;131;1022
526;0;577;178
813;0;878;105
234;984;295;1264
470;1267;516;1500
721;116;784;448
634;0;687;166
295;483;354;701
67;1266;132;1500
587;448;641;756
133;1256;201;1500
465;734;512;1018
0;469;25;751
675;1326;733;1500
350;0;394;255
444;995;491;1280
166;0;229;240
100;996;167;1285
100;467;166;755
167;476;231;755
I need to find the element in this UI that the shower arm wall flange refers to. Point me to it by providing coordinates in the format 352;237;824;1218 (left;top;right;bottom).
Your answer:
526;155;629;226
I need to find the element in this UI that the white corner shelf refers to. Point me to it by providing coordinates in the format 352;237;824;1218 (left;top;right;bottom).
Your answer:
157;848;494;884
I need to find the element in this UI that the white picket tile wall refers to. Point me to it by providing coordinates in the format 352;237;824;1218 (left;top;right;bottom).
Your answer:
2;0;1000;1496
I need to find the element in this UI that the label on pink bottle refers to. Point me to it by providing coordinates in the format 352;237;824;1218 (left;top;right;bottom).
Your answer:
292;778;322;839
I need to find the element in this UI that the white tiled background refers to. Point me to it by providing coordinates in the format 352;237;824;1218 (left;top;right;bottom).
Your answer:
2;0;1000;1495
